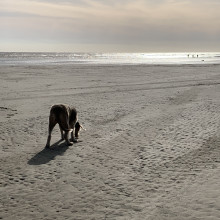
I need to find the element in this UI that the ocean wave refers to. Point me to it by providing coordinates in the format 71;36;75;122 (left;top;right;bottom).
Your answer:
1;52;220;65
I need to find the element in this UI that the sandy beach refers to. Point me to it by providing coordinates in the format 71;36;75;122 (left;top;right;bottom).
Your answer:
0;63;220;220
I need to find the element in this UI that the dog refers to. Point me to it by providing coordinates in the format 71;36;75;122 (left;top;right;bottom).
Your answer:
45;104;83;148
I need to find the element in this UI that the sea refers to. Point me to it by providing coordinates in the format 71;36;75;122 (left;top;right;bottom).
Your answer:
0;52;220;65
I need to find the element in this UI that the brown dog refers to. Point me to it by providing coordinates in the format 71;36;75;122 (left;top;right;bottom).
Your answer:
45;104;82;148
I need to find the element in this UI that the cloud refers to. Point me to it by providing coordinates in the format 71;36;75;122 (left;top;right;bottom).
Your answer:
1;0;220;51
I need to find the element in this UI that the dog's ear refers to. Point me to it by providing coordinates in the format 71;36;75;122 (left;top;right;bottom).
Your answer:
75;122;80;129
75;122;80;138
75;122;86;131
80;124;86;131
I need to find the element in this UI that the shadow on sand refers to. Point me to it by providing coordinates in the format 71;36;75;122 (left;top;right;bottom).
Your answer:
28;140;69;165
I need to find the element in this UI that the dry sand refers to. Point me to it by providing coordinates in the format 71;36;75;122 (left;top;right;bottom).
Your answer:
0;64;220;220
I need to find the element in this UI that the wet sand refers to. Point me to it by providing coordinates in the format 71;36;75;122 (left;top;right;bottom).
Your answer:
0;64;220;219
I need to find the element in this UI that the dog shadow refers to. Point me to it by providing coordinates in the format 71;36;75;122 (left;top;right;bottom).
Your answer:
28;140;69;165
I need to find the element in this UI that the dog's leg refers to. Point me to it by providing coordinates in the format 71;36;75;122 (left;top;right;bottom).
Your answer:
45;115;57;148
71;130;78;143
59;125;64;140
64;130;73;146
58;113;73;145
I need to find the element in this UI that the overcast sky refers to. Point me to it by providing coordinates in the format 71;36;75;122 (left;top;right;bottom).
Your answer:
1;0;220;52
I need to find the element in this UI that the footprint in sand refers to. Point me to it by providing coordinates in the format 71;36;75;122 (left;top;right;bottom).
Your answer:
0;106;18;119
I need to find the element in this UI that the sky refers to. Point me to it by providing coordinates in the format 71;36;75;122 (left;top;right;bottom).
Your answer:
1;0;220;52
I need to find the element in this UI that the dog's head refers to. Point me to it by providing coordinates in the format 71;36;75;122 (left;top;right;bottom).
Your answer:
75;122;85;139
